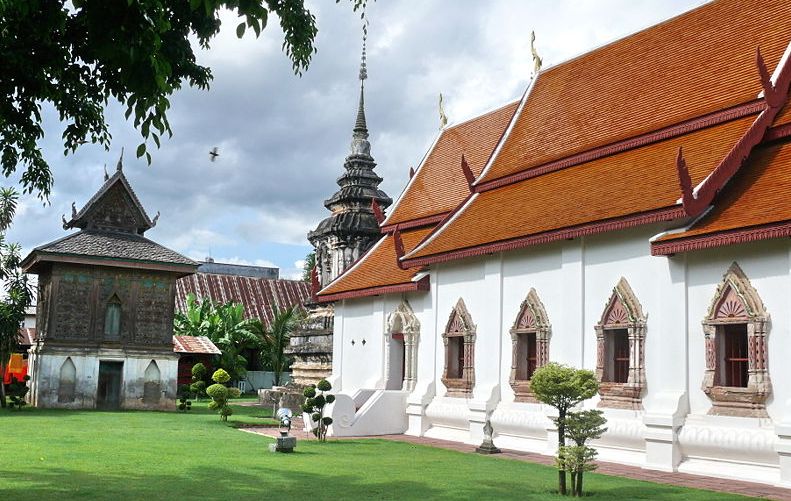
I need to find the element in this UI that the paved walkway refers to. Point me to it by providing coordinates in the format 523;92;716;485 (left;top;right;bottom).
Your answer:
243;424;790;500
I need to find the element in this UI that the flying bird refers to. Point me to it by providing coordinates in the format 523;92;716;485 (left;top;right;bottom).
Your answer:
209;147;219;162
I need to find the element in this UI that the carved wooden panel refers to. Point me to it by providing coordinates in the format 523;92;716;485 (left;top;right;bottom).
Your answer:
134;276;173;345
53;271;92;340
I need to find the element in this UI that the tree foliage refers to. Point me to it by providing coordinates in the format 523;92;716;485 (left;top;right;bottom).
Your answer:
560;409;607;497
0;0;325;200
174;293;259;381
302;379;335;441
206;368;239;421
0;188;34;409
302;251;315;282
530;363;598;496
253;305;301;386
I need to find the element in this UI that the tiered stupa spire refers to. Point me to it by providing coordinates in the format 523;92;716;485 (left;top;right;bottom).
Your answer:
308;30;392;287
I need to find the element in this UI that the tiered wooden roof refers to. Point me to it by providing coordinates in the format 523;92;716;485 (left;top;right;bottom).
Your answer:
318;0;791;301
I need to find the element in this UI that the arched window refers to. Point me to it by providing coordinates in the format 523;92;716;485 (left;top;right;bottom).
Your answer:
595;277;646;409
509;288;551;402
441;298;476;397
104;295;122;341
702;263;770;418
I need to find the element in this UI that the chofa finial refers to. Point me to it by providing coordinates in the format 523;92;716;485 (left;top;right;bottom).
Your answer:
103;163;109;181
439;93;448;129
71;202;77;219
62;214;69;229
116;147;124;172
151;211;160;227
531;30;542;76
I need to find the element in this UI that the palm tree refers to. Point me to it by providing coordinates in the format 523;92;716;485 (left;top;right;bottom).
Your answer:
174;294;258;382
256;306;301;387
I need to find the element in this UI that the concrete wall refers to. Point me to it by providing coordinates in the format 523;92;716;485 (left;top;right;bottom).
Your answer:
28;347;178;410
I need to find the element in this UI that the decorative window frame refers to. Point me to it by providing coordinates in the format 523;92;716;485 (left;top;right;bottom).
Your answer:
595;277;647;410
702;262;770;418
441;298;476;398
509;288;551;403
385;300;420;392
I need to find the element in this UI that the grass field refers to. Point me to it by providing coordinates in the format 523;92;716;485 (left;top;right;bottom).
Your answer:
0;400;750;500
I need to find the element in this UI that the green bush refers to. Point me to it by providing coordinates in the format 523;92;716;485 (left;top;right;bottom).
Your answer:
212;369;231;384
7;375;30;410
303;386;316;398
206;383;229;399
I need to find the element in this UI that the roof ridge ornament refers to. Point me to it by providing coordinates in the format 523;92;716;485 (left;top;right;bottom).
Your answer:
151;211;160;228
461;154;475;191
393;227;406;270
116;147;124;172
530;31;542;77
409;166;415;179
439;93;449;129
371;197;385;225
103;163;109;182
675;45;791;217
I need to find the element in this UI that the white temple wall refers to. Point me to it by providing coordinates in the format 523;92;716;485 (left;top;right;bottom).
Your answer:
330;228;791;484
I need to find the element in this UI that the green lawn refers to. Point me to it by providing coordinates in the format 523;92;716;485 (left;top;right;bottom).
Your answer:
0;402;749;500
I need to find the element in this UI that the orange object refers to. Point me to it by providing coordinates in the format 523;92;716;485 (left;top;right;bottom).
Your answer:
3;353;27;385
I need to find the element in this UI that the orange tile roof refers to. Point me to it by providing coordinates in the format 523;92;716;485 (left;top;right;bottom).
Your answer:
383;101;518;227
407;115;756;261
654;140;791;247
477;0;791;185
319;226;433;298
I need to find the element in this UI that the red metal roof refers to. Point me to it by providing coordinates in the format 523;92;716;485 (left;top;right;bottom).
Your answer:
175;273;311;329
173;335;221;355
18;328;36;347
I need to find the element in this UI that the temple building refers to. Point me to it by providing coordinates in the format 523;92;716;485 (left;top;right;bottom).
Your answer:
316;0;791;487
22;158;198;410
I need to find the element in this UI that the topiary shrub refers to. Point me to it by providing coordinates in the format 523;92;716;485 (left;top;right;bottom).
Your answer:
190;363;209;400
302;379;335;441
205;369;236;421
177;384;192;412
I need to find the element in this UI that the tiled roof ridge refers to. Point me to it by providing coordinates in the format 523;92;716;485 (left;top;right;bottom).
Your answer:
380;99;520;229
475;99;765;193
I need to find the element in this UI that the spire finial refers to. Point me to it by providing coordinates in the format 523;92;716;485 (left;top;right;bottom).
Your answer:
350;16;371;156
116;147;124;172
103;163;109;181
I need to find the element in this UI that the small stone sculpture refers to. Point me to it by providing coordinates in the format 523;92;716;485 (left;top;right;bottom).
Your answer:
475;419;501;454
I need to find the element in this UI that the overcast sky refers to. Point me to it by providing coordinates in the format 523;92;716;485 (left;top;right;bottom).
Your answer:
11;0;707;280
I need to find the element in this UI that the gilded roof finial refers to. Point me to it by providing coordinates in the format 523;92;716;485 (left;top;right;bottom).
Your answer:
439;93;449;129
116;147;124;172
531;31;543;77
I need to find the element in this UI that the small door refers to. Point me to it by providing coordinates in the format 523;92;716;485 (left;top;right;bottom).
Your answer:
97;361;123;409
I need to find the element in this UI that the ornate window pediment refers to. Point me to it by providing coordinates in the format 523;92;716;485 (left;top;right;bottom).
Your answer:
509;289;551;403
702;262;770;418
595;277;647;409
442;298;476;397
385;300;420;391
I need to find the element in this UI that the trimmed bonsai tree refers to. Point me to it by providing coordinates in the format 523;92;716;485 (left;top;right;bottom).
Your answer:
560;409;608;496
530;363;598;496
206;368;240;421
7;375;30;410
302;379;335;441
190;362;208;400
